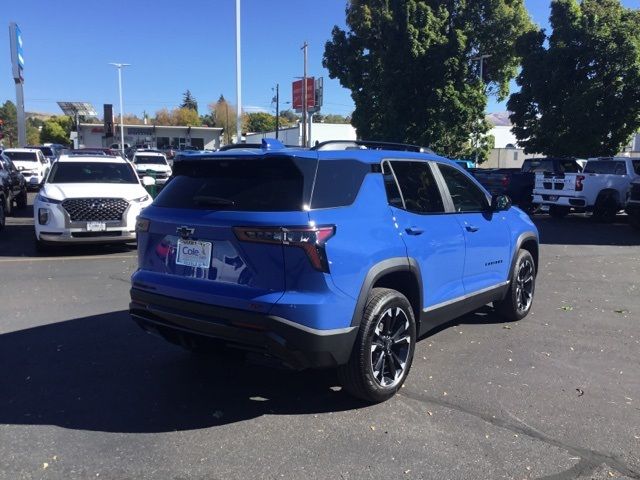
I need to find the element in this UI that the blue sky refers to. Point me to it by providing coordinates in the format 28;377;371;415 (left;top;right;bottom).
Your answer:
0;0;637;118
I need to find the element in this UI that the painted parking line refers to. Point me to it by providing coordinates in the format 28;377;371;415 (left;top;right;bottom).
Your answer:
0;254;136;263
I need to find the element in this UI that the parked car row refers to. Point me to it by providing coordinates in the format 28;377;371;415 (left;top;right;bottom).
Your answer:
471;156;640;229
532;157;640;222
0;152;28;230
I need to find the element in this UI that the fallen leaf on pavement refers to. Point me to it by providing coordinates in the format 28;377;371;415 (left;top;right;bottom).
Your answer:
576;388;584;397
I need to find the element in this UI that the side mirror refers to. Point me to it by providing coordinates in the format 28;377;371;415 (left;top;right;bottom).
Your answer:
141;176;156;187
491;194;512;212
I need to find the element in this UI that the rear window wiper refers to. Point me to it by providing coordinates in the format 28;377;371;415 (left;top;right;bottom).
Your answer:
193;196;236;207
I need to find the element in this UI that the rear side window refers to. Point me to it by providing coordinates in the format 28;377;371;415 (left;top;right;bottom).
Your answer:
387;161;445;214
584;161;626;175
154;156;315;211
632;160;640;175
310;160;370;208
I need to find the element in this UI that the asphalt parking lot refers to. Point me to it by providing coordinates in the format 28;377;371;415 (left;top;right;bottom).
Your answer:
1;196;639;480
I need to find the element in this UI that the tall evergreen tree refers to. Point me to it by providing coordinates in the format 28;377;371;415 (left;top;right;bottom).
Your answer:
323;0;533;160
181;90;198;112
508;0;640;157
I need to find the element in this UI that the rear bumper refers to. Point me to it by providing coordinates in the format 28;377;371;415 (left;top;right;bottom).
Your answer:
533;193;587;208
39;230;136;244
129;288;358;370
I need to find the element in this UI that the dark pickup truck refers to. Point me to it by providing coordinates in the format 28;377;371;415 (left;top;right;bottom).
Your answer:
472;157;583;212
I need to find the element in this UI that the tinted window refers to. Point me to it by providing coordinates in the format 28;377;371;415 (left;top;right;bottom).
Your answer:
438;164;488;212
5;151;38;162
522;159;553;173
37;147;54;157
382;162;403;208
389;161;445;214
583;161;626;175
134;155;167;165
559;160;581;173
632;160;640;175
48;162;138;184
155;157;314;211
310;160;370;208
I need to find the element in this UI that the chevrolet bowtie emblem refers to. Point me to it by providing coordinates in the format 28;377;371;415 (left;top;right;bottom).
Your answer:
176;226;195;239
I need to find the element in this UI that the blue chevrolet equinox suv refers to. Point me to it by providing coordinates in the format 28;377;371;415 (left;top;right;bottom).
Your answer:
130;140;539;403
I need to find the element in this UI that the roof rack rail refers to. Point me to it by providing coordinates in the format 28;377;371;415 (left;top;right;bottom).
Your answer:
311;140;434;154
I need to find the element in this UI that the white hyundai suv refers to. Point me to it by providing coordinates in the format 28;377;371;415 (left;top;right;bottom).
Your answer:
132;150;172;185
34;154;154;249
3;148;51;190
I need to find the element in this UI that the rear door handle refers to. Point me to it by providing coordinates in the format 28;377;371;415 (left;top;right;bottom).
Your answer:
465;225;479;233
405;227;424;236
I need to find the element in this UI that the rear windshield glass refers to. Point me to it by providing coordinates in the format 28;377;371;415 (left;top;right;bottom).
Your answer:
154;157;315;211
4;151;37;162
134;155;166;165
48;162;138;184
584;161;626;175
37;147;54;156
522;159;581;173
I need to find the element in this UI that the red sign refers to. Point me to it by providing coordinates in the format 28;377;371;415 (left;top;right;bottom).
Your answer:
292;78;315;111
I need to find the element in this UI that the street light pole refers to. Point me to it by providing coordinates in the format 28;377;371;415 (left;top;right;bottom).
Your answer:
471;54;491;166
109;62;131;156
301;42;308;148
235;0;242;143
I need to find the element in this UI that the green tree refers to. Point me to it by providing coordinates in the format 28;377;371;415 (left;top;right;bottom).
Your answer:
181;90;198;112
508;0;640;157
323;114;351;124
245;112;277;133
174;107;202;126
40;120;69;144
278;109;298;128
209;95;238;144
323;0;533;162
0;100;18;146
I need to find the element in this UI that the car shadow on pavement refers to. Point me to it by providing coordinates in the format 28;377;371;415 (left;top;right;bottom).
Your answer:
0;220;136;258
532;214;640;246
0;311;363;433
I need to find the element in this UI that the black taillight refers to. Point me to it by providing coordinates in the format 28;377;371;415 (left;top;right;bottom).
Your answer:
234;225;336;272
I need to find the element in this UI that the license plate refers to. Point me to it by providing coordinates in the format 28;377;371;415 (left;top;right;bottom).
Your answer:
548;195;559;201
176;239;212;268
540;205;550;212
86;222;106;232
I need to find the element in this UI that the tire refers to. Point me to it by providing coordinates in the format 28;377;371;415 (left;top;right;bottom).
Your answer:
4;194;12;217
549;205;569;219
16;188;27;209
494;249;536;322
593;193;617;223
338;288;416;403
0;198;5;231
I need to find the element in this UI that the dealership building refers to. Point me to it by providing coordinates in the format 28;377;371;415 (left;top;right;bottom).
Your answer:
77;123;223;150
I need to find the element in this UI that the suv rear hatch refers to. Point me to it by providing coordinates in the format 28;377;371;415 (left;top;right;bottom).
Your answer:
133;154;318;312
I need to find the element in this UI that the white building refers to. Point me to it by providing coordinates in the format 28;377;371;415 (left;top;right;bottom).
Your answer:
78;123;223;150
246;123;357;147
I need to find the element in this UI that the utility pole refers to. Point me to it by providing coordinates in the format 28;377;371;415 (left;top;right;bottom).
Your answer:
235;0;242;143
273;84;280;140
301;42;308;148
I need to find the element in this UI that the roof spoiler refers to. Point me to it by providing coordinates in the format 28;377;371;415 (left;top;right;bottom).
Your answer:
261;138;286;151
